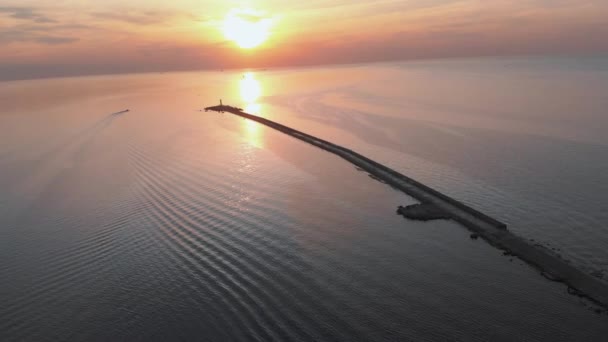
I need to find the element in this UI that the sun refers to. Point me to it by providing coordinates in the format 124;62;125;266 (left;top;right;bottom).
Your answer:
223;9;273;49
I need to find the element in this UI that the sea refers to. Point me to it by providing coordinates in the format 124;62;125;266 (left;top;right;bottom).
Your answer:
1;55;607;341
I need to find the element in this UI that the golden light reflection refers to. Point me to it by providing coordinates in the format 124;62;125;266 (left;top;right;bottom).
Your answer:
244;119;263;148
245;103;261;115
239;72;264;148
240;72;261;103
223;9;273;49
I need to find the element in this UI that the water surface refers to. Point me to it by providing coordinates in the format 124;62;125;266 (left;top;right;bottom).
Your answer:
1;57;607;341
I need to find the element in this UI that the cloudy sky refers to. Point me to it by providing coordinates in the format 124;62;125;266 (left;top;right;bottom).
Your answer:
1;0;607;80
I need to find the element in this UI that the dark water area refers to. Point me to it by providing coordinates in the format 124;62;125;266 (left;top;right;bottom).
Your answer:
1;57;608;341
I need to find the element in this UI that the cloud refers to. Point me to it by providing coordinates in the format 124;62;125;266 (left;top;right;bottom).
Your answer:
35;36;79;45
0;27;79;45
0;20;83;45
0;7;94;46
90;11;174;25
33;16;57;24
0;6;56;23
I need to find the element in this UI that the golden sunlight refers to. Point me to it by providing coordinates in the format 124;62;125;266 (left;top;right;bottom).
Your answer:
240;72;261;102
239;72;264;148
243;118;263;149
223;9;273;49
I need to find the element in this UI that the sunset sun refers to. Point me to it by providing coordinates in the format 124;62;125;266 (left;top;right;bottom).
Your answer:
223;9;273;49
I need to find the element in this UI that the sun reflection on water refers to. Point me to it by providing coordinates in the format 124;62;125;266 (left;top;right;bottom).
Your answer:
245;103;261;115
240;72;261;103
239;72;264;148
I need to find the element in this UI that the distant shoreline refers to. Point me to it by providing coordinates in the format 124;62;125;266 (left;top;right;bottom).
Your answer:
206;104;608;310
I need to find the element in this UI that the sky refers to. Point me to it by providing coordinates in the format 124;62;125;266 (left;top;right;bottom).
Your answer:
1;0;607;80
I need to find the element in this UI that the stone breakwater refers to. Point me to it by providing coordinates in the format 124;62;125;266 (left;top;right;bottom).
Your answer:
206;105;608;309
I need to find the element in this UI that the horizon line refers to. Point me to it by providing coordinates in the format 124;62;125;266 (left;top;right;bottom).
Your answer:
2;51;606;83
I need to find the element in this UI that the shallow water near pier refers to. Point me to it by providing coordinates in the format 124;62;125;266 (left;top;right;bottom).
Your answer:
1;56;608;341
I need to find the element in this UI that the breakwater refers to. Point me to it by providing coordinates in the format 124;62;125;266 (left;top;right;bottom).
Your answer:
206;105;608;309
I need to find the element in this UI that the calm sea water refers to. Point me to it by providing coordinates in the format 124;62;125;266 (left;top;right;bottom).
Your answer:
1;56;607;341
